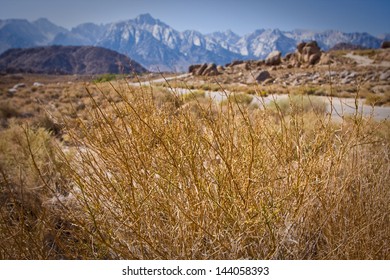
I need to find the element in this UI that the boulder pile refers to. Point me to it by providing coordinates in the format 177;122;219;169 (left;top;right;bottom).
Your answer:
285;41;322;67
188;40;325;77
185;40;389;88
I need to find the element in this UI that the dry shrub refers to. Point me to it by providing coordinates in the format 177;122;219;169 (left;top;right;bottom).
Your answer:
269;95;328;116
0;102;20;127
365;92;390;106
0;82;389;259
181;90;206;102
0;125;66;259
221;92;253;106
34;114;63;137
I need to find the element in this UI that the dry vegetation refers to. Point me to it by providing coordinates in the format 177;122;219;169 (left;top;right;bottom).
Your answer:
0;75;389;259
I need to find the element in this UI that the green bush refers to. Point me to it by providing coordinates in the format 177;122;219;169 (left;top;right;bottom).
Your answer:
93;73;117;83
293;87;327;96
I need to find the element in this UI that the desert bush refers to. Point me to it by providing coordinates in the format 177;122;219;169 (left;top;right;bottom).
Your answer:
269;95;327;116
292;86;328;96
0;125;57;194
34;114;63;136
93;73;117;83
152;87;183;110
181;90;206;102
201;83;221;91
244;88;256;95
0;82;389;260
365;93;390;106
257;90;269;96
0;124;78;259
0;102;20;120
221;93;253;106
0;102;21;128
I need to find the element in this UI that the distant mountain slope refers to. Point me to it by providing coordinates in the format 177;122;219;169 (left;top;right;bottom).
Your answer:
284;30;381;50
95;14;243;71
0;19;47;53
52;22;107;46
0;14;387;71
32;18;68;42
0;45;147;75
234;29;297;58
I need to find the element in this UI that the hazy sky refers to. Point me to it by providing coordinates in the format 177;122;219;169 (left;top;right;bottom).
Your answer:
0;0;389;35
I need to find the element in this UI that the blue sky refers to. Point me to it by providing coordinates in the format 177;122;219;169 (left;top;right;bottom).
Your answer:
0;0;389;35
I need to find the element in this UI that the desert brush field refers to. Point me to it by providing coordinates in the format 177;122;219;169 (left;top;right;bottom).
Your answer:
0;67;389;260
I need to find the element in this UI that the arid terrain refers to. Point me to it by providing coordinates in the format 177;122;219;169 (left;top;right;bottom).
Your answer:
0;46;389;260
179;47;390;106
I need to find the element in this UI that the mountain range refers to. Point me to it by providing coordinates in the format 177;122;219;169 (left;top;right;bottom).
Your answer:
1;14;389;72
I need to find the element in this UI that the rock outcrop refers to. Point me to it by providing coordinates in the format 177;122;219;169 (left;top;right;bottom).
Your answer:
189;63;221;76
255;70;271;83
381;41;390;49
300;41;322;65
265;51;282;66
225;60;244;67
285;41;323;67
203;63;219;76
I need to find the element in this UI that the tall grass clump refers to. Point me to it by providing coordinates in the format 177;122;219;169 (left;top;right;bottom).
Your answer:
0;102;20;127
0;124;76;259
221;92;253;106
181;90;206;102
0;81;389;259
269;95;327;116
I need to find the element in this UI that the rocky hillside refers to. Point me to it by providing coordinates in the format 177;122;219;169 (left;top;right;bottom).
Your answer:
0;45;147;75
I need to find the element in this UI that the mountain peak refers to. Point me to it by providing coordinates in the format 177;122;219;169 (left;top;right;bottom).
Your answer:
225;29;239;36
33;18;51;24
135;13;158;25
33;18;67;30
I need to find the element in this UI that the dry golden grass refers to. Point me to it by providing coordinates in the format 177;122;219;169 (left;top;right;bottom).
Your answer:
0;78;389;259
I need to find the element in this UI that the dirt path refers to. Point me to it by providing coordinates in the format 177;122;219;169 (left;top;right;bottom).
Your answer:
251;94;390;120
